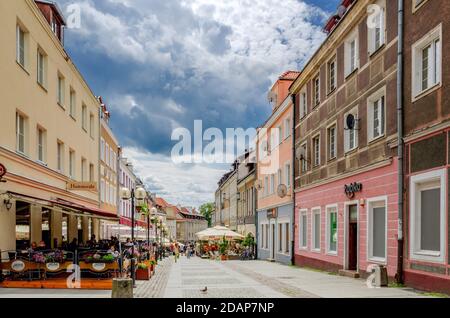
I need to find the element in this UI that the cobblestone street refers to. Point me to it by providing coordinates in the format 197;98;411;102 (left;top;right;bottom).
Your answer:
0;256;434;298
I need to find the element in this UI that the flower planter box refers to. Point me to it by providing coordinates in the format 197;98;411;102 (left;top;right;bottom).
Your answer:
220;255;228;261
136;268;150;281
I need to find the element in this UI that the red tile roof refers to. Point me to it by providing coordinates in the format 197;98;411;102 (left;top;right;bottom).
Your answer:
155;197;170;208
279;70;301;80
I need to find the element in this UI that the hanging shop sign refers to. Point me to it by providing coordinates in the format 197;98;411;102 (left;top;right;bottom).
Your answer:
344;182;363;199
0;163;6;180
67;182;97;191
267;208;278;219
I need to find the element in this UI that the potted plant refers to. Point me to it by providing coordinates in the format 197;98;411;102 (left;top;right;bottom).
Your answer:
149;259;157;273
218;237;229;261
136;262;150;280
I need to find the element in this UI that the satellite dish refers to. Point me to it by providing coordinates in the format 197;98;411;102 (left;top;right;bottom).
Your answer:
337;5;347;18
277;184;288;198
346;114;356;130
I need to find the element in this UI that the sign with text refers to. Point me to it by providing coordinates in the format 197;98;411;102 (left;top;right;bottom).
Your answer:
344;182;363;199
67;182;97;192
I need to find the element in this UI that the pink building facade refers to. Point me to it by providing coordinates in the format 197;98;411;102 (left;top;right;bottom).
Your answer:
295;159;399;278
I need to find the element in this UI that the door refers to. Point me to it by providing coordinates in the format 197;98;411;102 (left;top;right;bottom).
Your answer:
348;204;358;271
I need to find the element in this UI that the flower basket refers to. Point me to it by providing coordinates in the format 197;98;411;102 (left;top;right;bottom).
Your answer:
136;263;150;280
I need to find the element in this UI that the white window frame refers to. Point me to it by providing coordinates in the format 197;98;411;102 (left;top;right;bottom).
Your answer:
367;196;388;264
345;30;359;77
299;89;307;119
37;126;46;163
261;222;269;250
284;117;291;139
16;23;27;69
285;162;291;188
270;174;275;194
327;123;337;160
69;150;75;180
57;141;64;173
313;75;320;107
367;87;386;142
69;88;76;119
311;207;321;252
411;23;442;100
299;209;308;250
300;142;308;173
327;56;337;93
277;169;282;186
90;113;95;138
368;0;386;55
325;204;338;255
81;104;88;131
16;112;27;155
312;134;320;167
57;73;65;106
344;108;358;153
264;176;269;196
37;48;47;88
409;169;446;263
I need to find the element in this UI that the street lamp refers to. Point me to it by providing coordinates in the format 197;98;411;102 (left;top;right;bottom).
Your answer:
120;186;147;287
148;207;157;260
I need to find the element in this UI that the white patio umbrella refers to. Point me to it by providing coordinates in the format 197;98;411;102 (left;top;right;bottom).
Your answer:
196;226;244;241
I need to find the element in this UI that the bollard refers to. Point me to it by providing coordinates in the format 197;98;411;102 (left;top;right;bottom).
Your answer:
112;278;133;298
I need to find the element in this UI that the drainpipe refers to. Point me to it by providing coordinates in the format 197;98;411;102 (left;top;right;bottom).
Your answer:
254;187;258;259
291;93;296;266
396;0;404;284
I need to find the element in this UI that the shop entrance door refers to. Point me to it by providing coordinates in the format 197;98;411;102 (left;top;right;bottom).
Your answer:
348;204;358;271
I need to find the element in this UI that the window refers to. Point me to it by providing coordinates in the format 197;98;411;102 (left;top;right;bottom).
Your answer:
81;158;87;182
368;198;387;262
328;125;337;160
277;169;282;186
300;142;308;173
100;180;105;202
37;48;47;87
69;88;76;118
368;90;385;141
89;164;94;182
410;169;445;263
57;74;65;106
285;223;290;254
264;176;269;196
284;117;291;139
299;90;307;119
37;127;46;163
412;24;441;98
313;75;320;107
413;0;428;11
326;206;338;254
278;126;283;145
16;112;26;154
344;109;358;152
299;210;308;249
57;141;64;173
16;24;27;68
345;31;359;77
285;163;291;188
328;57;337;92
270;174;275;194
278;223;283;252
368;1;385;54
69;150;75;179
100;138;105;161
82;104;87;131
90;113;95;138
265;224;269;249
313;135;320;167
312;208;321;251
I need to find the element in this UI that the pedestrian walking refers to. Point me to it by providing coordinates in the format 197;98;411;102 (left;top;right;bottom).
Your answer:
186;245;191;259
174;243;180;263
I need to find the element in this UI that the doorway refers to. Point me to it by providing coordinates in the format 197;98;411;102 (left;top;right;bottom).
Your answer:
347;204;358;271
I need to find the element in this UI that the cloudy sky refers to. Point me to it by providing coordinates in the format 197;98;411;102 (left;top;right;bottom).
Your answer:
56;0;340;208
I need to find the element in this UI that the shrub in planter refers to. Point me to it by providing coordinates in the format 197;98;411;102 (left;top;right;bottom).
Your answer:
136;263;150;281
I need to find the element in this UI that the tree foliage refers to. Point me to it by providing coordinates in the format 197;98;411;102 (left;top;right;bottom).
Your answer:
199;202;214;227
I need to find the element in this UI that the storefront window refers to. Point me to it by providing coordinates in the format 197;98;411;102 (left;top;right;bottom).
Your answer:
327;206;337;254
15;201;30;250
368;199;387;262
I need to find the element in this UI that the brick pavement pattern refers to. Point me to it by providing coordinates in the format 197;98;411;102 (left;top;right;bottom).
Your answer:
134;257;173;298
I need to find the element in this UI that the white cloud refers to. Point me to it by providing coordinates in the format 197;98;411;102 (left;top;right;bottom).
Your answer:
123;147;228;207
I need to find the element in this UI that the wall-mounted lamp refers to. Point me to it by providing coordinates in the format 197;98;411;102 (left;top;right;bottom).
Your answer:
3;196;12;211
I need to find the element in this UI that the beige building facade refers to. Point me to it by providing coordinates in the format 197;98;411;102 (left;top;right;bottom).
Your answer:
0;0;116;255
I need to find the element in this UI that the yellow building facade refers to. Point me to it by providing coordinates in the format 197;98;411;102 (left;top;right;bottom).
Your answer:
0;0;116;255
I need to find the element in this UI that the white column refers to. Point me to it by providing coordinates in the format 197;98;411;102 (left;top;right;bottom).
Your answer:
50;209;62;248
0;199;16;257
30;204;42;244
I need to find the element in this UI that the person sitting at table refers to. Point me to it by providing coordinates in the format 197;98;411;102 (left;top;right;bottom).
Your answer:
35;241;46;251
68;238;78;252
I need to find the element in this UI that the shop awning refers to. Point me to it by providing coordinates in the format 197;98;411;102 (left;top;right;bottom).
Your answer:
7;191;119;221
120;217;150;228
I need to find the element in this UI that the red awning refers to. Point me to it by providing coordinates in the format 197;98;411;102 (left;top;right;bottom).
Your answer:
120;217;150;228
7;191;119;220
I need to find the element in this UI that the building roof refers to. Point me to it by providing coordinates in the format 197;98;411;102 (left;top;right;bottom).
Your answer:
279;70;301;81
155;197;171;208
